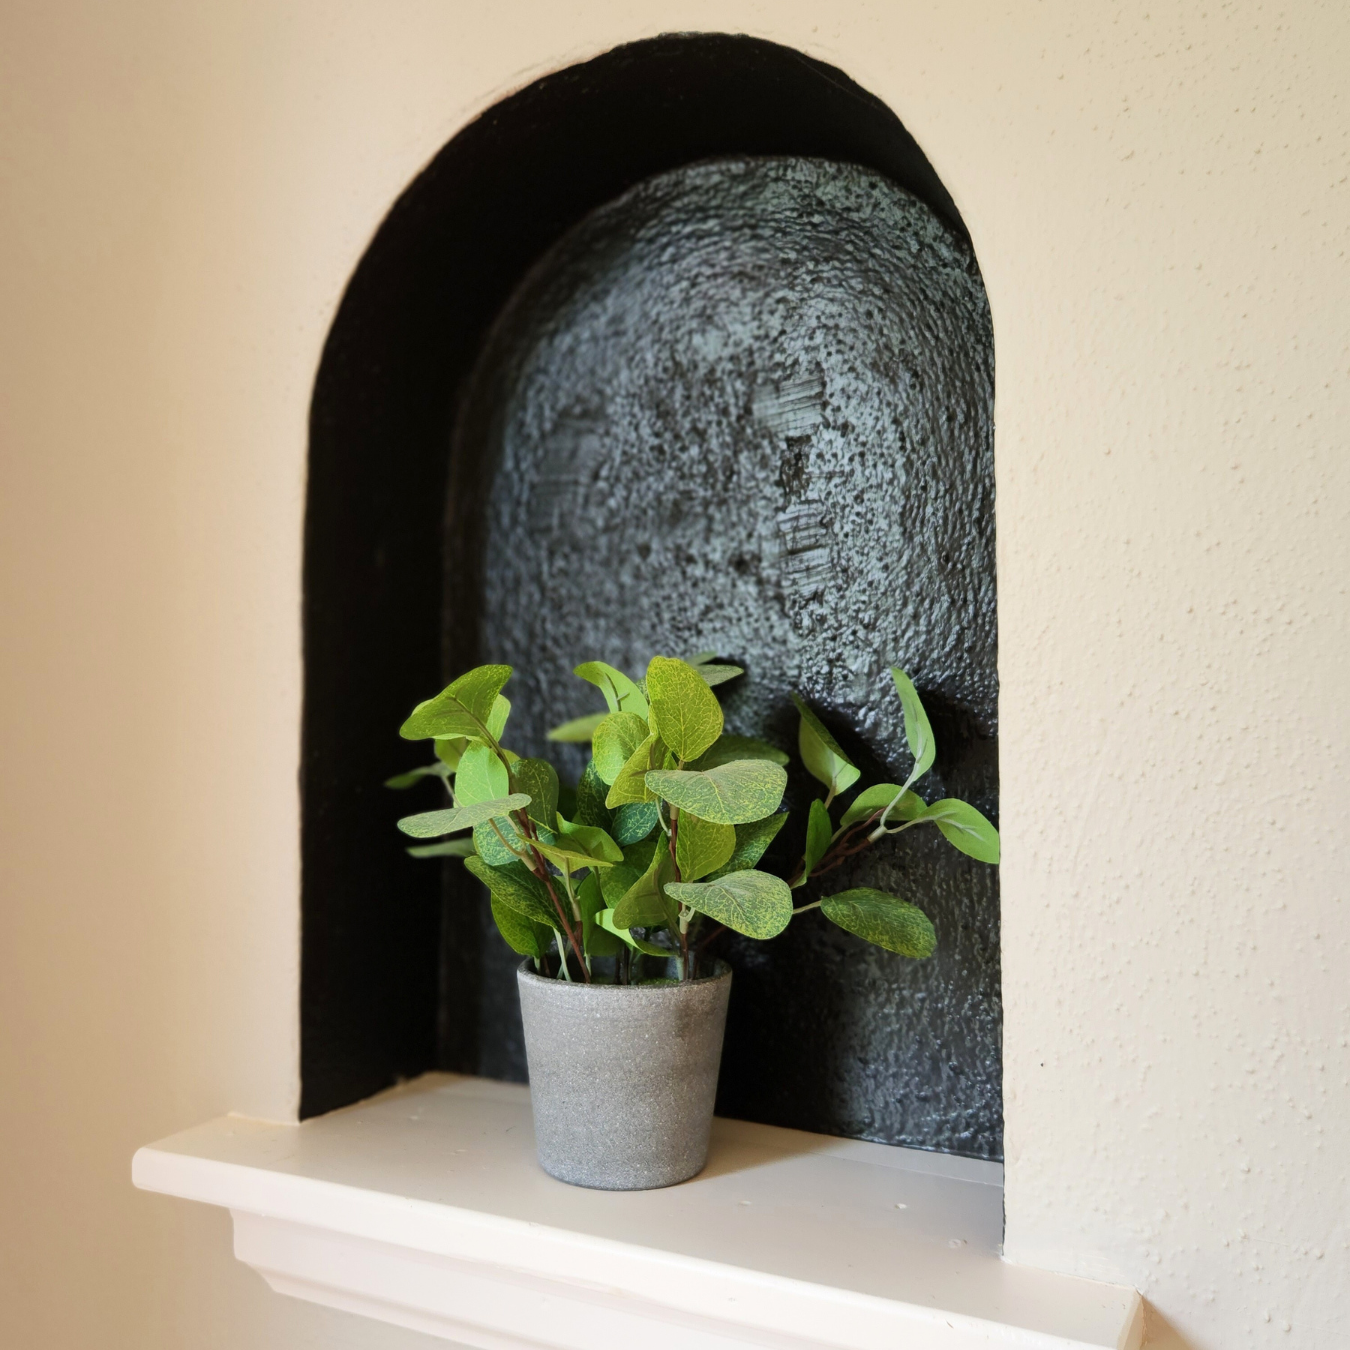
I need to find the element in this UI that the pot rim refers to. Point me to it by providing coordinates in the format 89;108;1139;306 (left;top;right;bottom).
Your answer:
516;958;731;992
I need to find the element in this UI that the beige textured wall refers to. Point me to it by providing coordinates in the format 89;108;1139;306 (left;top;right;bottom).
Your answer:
1;3;1345;1348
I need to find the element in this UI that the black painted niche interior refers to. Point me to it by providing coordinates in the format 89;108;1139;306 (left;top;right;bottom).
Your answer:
302;32;1000;1157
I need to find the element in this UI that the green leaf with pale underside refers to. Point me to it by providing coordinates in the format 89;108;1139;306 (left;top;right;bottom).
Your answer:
890;667;936;780
645;760;786;826
406;837;476;859
646;656;724;762
802;798;832;882
820;888;936;958
921;798;1000;863
575;661;648;719
384;763;449;789
666;870;792;939
839;784;927;829
397;794;530;838
547;711;607;743
791;693;861;795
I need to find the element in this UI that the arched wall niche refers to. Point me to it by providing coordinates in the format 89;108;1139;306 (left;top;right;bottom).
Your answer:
303;32;998;1157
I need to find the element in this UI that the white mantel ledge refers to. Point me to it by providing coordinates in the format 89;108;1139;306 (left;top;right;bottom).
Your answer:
133;1074;1144;1350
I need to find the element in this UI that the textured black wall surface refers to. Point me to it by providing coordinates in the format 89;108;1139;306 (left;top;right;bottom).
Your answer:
300;32;997;1142
444;157;999;1156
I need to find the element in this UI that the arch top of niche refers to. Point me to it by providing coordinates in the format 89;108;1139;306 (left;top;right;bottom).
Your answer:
301;32;995;1149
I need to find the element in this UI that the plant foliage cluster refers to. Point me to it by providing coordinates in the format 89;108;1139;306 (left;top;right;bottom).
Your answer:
389;655;998;983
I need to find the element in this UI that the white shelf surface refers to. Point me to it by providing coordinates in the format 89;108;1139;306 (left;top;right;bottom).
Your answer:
133;1074;1142;1350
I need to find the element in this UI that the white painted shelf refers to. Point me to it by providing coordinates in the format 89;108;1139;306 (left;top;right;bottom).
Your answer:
133;1074;1142;1350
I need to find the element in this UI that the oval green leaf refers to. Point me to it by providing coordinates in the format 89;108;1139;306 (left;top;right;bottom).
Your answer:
707;813;788;881
673;813;736;882
511;758;559;832
666;870;792;940
454;742;509;806
463;856;558;928
645;759;787;826
400;665;512;741
820;888;936;958
646;655;725;763
592;711;650;785
489;894;552;959
690;734;789;771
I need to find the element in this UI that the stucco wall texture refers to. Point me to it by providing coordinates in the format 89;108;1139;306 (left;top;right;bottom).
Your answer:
1;3;1345;1349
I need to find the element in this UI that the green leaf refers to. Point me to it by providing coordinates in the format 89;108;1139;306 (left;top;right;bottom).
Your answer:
820;888;936;958
398;794;531;838
578;872;624;957
454;742;509;806
592;711;650;785
890;667;936;780
490;894;552;959
384;763;449;789
707;813;788;880
573;761;613;830
575;661;649;719
690;734;789;771
673;813;736;882
613;801;658;845
472;815;537;866
645;760;787;826
433;737;467;771
547;710;608;743
400;665;512;741
532;818;623;871
596;908;673;958
604;733;666;808
612;846;678;930
511;758;559;832
686;650;718;665
486;694;511;740
666;870;792;940
599;836;659;907
791;693;861;795
802;798;832;881
463;856;559;928
840;784;928;829
693;662;744;687
646;655;725;762
922;798;1000;863
406;838;476;859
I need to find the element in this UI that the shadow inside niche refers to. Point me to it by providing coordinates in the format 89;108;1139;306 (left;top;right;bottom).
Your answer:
444;154;999;1158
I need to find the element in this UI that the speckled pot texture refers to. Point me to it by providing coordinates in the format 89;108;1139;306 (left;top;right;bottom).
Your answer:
517;961;732;1190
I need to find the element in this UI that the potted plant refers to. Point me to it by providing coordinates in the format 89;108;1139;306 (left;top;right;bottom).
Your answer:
389;655;998;1190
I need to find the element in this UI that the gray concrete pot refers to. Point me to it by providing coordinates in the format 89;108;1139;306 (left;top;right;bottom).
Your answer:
516;961;732;1190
